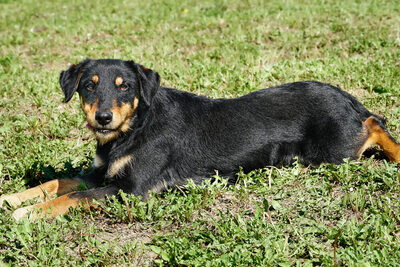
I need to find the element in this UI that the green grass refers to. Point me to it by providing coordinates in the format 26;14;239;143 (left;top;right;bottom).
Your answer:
1;0;400;265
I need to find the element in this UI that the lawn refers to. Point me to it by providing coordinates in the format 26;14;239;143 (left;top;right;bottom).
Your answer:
1;0;400;265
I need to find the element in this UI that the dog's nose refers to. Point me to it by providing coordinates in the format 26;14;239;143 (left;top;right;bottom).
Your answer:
95;111;113;126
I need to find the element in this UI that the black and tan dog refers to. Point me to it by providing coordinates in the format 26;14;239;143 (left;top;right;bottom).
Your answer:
1;58;399;220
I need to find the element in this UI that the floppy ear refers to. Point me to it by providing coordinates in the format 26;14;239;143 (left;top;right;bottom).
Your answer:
135;64;160;106
59;59;90;102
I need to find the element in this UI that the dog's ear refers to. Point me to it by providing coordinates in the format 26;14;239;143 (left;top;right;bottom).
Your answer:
59;59;90;103
135;64;160;106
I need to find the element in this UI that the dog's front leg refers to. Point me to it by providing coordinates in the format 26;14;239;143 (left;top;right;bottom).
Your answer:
0;166;105;209
12;185;119;221
0;178;84;209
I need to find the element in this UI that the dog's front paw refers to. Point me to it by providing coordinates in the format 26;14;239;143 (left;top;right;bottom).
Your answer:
12;206;35;221
0;194;22;209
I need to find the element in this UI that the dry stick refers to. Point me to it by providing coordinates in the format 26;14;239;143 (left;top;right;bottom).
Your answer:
175;185;187;198
264;166;283;188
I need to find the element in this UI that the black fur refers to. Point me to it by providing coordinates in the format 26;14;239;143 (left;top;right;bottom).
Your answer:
60;59;90;102
60;59;380;197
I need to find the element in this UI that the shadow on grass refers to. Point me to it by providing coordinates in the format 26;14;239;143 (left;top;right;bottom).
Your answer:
23;160;92;188
18;148;389;189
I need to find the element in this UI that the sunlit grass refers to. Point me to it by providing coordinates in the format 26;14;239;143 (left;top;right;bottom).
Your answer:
1;0;400;265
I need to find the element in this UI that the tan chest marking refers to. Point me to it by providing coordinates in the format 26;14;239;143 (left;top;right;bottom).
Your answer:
108;155;133;177
93;154;104;168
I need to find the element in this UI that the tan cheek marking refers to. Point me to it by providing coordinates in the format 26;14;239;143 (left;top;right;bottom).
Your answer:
82;99;99;126
92;75;99;83
108;155;133;177
110;98;137;130
120;97;139;132
115;76;123;86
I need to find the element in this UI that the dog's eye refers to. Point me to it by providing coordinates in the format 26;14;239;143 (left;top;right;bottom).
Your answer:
120;84;128;91
87;83;95;91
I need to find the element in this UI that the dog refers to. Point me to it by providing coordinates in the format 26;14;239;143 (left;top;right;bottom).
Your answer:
1;58;399;220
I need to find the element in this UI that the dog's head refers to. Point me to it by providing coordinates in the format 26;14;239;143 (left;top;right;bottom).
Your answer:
59;59;160;144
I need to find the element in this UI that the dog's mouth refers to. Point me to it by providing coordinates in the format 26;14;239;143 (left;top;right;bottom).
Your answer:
95;129;115;134
86;124;117;135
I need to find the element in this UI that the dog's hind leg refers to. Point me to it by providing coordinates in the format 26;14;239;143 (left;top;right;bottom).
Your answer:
357;116;400;163
0;178;83;209
12;185;119;221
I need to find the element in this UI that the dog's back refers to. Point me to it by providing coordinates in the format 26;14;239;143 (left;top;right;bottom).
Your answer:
145;81;368;177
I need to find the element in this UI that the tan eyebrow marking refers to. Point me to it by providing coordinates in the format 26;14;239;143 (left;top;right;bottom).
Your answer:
115;76;123;86
92;75;99;83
